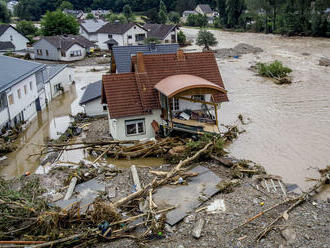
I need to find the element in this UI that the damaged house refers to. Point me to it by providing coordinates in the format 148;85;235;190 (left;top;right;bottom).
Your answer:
102;51;228;140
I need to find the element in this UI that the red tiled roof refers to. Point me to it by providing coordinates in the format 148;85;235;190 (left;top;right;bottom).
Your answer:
102;51;228;119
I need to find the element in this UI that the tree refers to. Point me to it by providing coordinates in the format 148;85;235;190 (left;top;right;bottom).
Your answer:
158;0;167;24
196;29;218;50
41;10;79;36
177;30;186;45
168;11;180;24
0;0;10;23
217;0;227;24
86;12;94;19
16;20;39;40
176;0;195;14
123;4;133;20
60;1;73;10
226;0;245;28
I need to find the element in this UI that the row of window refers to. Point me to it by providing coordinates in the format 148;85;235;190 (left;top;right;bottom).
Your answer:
37;49;82;57
37;49;49;56
107;33;146;41
8;82;33;105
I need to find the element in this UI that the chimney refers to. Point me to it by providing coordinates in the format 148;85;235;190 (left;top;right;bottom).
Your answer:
176;50;185;62
136;52;145;73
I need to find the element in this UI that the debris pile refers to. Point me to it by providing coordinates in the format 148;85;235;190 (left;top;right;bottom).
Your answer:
215;43;263;59
319;57;330;67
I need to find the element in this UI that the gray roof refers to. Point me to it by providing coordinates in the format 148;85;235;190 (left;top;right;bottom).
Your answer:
0;24;11;36
98;23;145;34
112;44;180;73
183;10;197;16
43;64;68;83
196;4;213;14
0;41;15;51
79;80;102;105
80;19;108;34
0;55;46;93
143;24;177;40
36;35;95;52
63;9;84;18
104;38;118;45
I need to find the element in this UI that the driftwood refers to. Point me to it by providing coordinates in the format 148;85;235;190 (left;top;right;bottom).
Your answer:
113;141;213;208
255;175;328;241
130;165;142;191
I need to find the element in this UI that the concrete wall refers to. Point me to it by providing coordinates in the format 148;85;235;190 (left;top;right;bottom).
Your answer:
108;109;162;140
0;27;28;50
34;39;60;61
61;44;86;61
6;73;38;124
83;98;107;117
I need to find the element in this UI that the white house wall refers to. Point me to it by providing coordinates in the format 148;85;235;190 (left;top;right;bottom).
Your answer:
61;44;86;61
0;27;28;50
108;109;162;141
162;29;177;44
83;98;107;117
0;109;9;127
6;74;38;123
97;25;148;50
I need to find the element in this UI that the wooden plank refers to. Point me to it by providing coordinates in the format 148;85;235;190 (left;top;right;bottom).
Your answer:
192;219;205;239
176;96;217;106
64;177;77;200
130;165;142;191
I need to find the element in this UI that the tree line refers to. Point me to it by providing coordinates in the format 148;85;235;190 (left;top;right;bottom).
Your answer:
1;0;329;37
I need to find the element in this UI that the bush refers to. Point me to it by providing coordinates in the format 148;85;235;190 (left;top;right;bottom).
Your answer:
177;30;186;46
256;60;292;79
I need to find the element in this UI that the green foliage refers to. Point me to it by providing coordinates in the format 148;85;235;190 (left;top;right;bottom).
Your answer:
158;0;167;24
225;0;246;28
123;4;133;20
16;20;39;40
86;12;94;19
60;1;73;10
175;0;195;14
0;0;10;23
186;13;208;27
196;29;218;50
177;30;186;45
168;11;180;24
41;10;79;36
256;60;292;79
105;13;128;24
213;16;221;28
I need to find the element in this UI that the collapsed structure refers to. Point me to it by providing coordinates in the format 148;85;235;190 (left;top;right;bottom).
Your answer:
102;50;228;140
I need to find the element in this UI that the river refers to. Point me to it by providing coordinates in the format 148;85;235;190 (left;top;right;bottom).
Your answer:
1;31;329;197
183;28;330;195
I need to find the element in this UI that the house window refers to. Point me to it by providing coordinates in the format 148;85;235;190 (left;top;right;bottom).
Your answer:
29;81;33;90
108;34;113;38
192;95;205;101
10;35;13;41
103;105;107;111
70;50;82;57
125;119;145;136
128;35;132;39
165;40;169;43
0;93;7;111
8;94;14;105
37;49;42;55
24;85;27;95
172;98;179;111
17;89;21;99
135;33;146;41
171;34;176;43
69;75;72;81
46;50;49;56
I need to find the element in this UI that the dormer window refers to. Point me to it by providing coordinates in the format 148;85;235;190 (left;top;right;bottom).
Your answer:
108;34;113;38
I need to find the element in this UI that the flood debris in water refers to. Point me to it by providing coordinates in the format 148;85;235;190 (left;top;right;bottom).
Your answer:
215;43;263;59
319;57;330;67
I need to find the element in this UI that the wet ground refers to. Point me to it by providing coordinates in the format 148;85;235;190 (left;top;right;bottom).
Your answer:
183;28;330;195
0;66;109;178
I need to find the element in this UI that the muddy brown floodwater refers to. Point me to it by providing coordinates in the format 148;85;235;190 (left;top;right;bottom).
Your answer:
0;66;109;178
184;28;330;197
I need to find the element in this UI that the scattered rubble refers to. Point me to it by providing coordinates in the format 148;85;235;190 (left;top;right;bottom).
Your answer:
215;43;263;59
319;57;330;67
